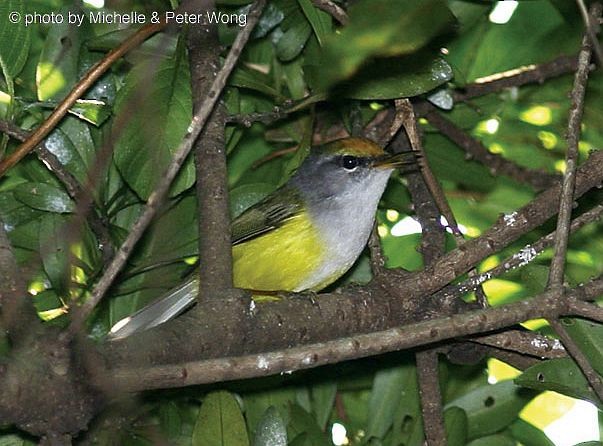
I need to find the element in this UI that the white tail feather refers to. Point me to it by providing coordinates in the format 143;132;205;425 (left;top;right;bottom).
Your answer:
108;277;199;340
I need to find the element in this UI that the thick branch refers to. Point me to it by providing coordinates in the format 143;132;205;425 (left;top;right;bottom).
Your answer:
186;0;233;292
106;281;599;392
99;151;603;371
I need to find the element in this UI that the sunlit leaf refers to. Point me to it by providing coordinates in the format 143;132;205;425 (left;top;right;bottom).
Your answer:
516;358;603;409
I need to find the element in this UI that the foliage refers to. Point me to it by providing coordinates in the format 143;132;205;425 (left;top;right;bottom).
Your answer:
0;0;602;444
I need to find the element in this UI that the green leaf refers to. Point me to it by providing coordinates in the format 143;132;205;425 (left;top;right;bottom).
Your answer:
36;8;81;101
287;404;329;445
113;37;194;200
297;0;331;46
515;358;603;408
253;406;287;446
317;0;455;91
444;406;468;446
0;0;30;79
560;318;603;376
367;365;414;440
230;183;275;218
445;380;536;440
310;380;337;429
13;182;74;213
507;418;555;446
273;0;312;61
466;434;516;446
159;401;183;440
243;387;297;438
192;391;249;446
340;55;453;100
67;99;111;126
230;67;282;98
0;433;36;446
39;213;70;294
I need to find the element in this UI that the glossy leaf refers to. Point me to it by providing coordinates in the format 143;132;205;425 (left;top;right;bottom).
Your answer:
341;55;453;100
444;406;468;446
192;391;249;446
297;0;331;46
445;380;536;439
38;213;69;294
310;380;337;429
13;182;74;214
367;365;414;440
317;0;455;91
113;37;194;199
252;406;287;446
0;0;30;78
508;418;555;446
287;404;329;445
560;318;603;376
36;8;81;101
273;0;312;61
516;358;603;408
466;434;516;446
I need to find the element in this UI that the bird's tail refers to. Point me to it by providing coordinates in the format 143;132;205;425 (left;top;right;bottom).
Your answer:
107;277;199;340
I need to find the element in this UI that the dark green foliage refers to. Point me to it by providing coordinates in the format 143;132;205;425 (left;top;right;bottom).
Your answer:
0;0;601;444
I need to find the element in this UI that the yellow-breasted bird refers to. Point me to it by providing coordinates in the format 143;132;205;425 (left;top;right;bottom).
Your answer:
109;137;416;339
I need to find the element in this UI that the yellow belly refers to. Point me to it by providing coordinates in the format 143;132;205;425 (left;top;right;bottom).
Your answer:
232;212;324;292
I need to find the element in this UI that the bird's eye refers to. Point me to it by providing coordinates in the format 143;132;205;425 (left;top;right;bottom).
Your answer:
341;155;359;171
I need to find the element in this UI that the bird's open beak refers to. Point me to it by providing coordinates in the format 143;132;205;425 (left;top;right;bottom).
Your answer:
373;151;420;170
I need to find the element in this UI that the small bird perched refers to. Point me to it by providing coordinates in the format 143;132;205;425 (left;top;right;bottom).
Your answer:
109;137;416;339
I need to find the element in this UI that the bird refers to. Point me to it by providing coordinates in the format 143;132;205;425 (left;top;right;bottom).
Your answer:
109;137;417;339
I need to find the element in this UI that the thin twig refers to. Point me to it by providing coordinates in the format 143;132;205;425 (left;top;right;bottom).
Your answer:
0;22;166;177
67;0;267;336
439;204;603;300
310;0;348;25
576;0;603;66
423;106;559;191
547;9;599;289
546;3;603;403
396;99;448;446
469;330;566;360
550;319;603;400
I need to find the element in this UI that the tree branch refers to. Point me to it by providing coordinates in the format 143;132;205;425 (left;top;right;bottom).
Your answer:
106;280;600;392
186;0;233;293
98;150;603;372
423;105;559;191
545;3;603;403
394;100;448;445
438;203;603;300
311;0;348;25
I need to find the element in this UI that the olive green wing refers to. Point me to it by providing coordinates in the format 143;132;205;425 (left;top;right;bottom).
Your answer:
231;187;303;246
